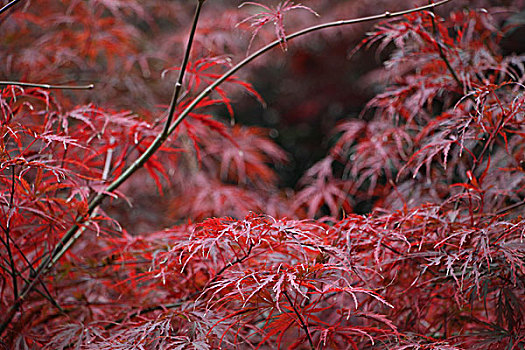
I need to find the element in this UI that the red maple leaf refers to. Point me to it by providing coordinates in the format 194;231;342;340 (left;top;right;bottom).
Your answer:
237;1;318;51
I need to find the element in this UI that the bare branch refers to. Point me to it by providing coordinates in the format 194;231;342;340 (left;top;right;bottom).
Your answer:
0;0;22;15
0;81;94;90
284;291;315;350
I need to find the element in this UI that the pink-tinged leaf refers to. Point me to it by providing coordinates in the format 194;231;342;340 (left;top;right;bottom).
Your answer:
238;1;318;51
38;133;86;150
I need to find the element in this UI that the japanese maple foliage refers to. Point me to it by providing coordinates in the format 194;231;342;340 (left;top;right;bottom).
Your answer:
1;0;525;349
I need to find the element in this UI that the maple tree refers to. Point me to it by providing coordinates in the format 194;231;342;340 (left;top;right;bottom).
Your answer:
1;0;525;348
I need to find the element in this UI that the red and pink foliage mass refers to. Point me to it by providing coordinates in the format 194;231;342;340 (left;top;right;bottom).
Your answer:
1;0;525;348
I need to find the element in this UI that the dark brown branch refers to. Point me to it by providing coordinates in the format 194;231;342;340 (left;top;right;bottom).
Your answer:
5;166;17;299
283;291;315;350
0;0;22;15
162;0;205;136
428;5;463;90
0;81;94;90
495;199;525;216
210;243;254;285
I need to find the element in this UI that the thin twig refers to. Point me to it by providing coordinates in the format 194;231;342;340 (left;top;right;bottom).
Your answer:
428;4;463;90
5;166;17;299
106;242;254;329
11;241;64;313
284;291;315;350
162;0;205;136
0;239;65;315
0;0;452;336
0;81;94;90
428;2;481;219
210;243;254;285
104;294;198;331
0;263;62;312
495;199;525;217
0;235;16;299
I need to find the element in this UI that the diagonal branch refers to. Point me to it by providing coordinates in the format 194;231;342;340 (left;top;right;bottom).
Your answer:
162;0;205;136
428;4;463;90
0;0;206;335
0;263;62;312
0;0;22;15
284;291;314;350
